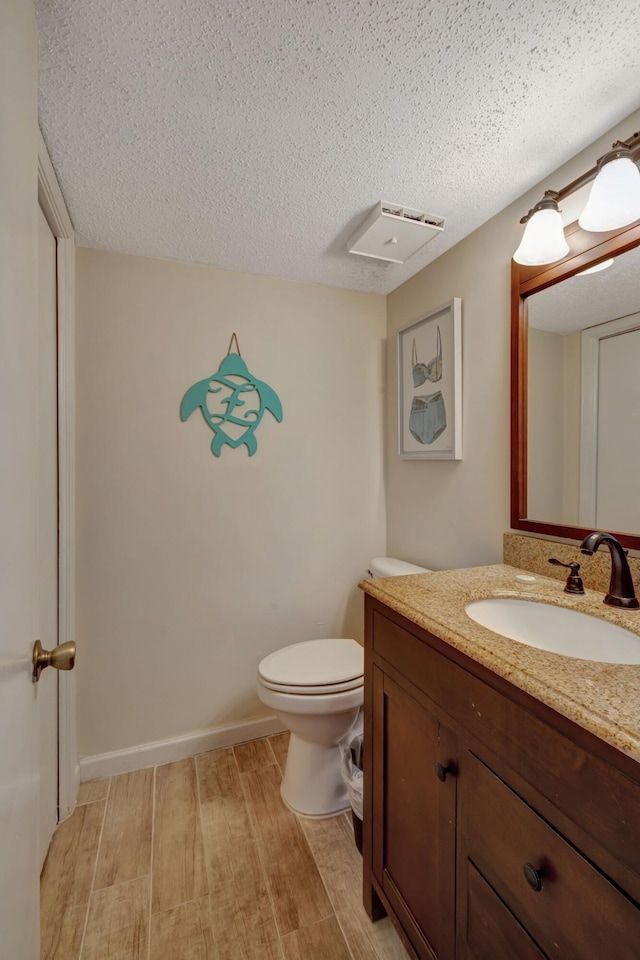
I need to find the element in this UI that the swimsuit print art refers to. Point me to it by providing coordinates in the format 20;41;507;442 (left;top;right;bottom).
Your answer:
412;326;443;387
409;391;447;445
410;324;446;444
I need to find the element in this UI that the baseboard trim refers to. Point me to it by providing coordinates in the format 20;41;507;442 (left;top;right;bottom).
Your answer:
78;715;286;781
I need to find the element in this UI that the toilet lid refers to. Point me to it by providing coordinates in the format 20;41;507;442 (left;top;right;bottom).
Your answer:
258;638;364;688
369;556;430;577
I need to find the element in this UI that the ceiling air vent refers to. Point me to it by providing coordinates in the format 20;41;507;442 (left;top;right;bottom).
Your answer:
347;202;445;264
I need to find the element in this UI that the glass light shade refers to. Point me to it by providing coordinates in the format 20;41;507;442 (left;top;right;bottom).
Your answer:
578;156;640;232
577;258;614;276
513;207;569;266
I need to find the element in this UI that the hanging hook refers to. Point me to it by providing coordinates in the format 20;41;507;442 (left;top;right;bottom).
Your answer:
226;332;242;356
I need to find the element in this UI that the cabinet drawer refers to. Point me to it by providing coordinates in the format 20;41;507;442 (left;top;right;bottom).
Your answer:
463;753;640;960
462;863;545;960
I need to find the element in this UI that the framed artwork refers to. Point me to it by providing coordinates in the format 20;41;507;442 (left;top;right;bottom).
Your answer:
397;298;462;459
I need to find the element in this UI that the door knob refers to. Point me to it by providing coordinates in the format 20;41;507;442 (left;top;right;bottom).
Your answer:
32;639;76;683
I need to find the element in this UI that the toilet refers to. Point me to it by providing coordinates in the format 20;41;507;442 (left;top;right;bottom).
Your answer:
256;556;430;817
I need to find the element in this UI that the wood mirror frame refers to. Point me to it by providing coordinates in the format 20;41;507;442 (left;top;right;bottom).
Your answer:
511;217;640;550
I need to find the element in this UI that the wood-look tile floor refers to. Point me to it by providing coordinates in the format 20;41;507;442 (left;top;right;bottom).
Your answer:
41;733;408;960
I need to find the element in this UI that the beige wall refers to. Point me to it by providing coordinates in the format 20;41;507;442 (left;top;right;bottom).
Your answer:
386;108;640;571
527;329;564;523
75;108;640;758
527;329;581;525
75;249;386;758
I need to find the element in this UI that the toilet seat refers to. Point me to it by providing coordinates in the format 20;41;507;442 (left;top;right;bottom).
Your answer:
258;638;363;695
258;674;364;695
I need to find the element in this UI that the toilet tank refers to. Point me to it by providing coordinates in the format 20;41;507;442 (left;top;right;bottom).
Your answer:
369;557;431;578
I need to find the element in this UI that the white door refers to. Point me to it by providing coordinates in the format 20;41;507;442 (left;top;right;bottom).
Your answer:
0;0;41;955
38;204;61;866
596;328;640;533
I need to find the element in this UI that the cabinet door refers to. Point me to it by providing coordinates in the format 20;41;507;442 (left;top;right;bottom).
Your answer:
372;667;456;960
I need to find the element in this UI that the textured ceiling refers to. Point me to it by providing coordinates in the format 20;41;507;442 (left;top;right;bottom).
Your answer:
37;0;640;294
528;245;640;335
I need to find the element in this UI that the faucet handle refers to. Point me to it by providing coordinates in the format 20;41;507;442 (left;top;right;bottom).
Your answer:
549;558;580;571
548;558;585;595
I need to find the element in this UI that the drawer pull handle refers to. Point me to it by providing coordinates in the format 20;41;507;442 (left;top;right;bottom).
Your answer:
523;862;543;892
435;762;454;782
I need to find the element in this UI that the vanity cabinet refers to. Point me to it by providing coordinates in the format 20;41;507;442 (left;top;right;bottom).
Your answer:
363;596;640;960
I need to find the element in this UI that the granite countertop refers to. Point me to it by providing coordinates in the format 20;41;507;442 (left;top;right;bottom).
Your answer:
360;563;640;764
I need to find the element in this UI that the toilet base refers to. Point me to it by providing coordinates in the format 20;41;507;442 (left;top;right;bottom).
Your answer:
280;790;350;820
280;734;350;818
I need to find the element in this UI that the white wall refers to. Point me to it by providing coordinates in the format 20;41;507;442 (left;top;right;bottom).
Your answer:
75;249;386;759
386;108;640;571
0;1;40;954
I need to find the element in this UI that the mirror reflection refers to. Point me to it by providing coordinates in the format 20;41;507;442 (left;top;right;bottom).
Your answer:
527;244;640;534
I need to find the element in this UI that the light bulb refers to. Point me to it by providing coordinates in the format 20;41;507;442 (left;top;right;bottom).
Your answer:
513;198;569;266
579;150;640;232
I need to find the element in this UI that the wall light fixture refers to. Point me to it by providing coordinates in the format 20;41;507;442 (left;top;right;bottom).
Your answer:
513;131;640;266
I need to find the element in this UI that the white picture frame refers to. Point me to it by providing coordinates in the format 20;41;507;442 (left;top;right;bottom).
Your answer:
397;298;462;460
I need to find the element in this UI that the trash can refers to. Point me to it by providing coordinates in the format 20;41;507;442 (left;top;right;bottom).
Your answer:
340;723;364;854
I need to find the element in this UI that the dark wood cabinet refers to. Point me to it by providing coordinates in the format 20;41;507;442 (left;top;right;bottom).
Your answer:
371;666;456;960
363;596;640;960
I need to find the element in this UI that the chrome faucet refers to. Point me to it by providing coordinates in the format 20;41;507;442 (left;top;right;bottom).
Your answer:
580;532;639;609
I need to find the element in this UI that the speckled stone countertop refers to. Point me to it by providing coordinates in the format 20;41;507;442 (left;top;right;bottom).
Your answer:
360;564;640;764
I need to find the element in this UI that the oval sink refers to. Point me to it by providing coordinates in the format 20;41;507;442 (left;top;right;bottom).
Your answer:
465;598;640;664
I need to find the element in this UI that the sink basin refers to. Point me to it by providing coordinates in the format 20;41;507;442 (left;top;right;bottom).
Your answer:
465;598;640;664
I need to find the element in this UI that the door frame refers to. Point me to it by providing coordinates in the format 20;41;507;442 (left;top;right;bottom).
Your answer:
37;130;77;820
578;311;640;528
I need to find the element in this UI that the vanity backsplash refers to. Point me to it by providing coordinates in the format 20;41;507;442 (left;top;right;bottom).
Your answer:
504;532;640;594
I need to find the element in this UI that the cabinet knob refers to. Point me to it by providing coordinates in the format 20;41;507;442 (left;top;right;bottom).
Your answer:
434;762;454;782
523;862;543;892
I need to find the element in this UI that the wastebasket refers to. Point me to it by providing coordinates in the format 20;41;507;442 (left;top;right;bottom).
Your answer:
340;723;364;854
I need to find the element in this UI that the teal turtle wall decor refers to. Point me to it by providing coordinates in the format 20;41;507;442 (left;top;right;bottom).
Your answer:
180;333;283;457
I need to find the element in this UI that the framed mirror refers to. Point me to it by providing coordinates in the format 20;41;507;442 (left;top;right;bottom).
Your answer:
511;217;640;550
